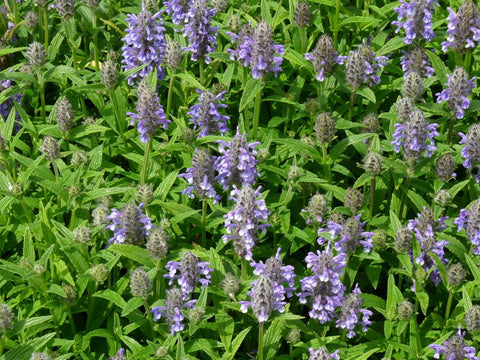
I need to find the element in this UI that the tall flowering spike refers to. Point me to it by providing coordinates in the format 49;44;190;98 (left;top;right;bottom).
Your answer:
250;20;285;79
56;0;74;19
164;251;213;298
400;47;434;78
250;247;296;298
436;152;456;181
466;305;480;333
222;184;270;260
151;287;197;334
187;89;229;138
226;23;254;66
314;112;336;144
454;198;480;255
396;97;415;123
163;0;190;25
127;78;170;143
214;129;260;190
344;187;365;215
408;207;449;286
240;274;285;323
26;41;46;67
121;6;167;85
106;201;154;245
178;147;220;202
322;215;374;253
56;98;74;133
392;0;436;44
402;71;424;100
336;284;372;338
429;325;479;360
294;1;312;28
460;124;480;182
391;108;439;162
345;42;388;90
442;0;480;53
302;193;327;225
130;267;152;300
305;34;343;82
436;67;476;119
298;243;346;323
308;347;340;360
182;0;218;63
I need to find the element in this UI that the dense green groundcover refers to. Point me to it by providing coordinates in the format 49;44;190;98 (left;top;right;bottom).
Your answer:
1;0;480;359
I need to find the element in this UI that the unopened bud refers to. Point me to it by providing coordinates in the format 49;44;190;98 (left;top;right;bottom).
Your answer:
397;300;414;321
101;60;118;90
40;136;60;161
344;187;365;214
130;267;152;300
90;263;108;283
314;112;335;144
136;183;154;204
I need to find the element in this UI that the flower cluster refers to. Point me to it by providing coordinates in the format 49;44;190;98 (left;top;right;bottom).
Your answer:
106;201;154;245
308;347;340;360
227;20;284;79
429;325;479;360
436;67;476;119
454;198;480;255
178;147;220;202
442;0;480;53
400;47;434;78
407;207;449;286
0;79;21;125
391;108;439;162
151;287;197;334
121;6;167;85
240;274;285;323
298;243;346;323
182;0;218;62
345;42;388;90
305;34;344;82
188;89;229;138
336;284;372;338
392;0;436;44
214;129;259;190
127;78;170;142
250;247;296;298
459;124;480;182
222;184;270;260
164;251;213;298
320;214;374;254
163;0;190;25
302;193;327;226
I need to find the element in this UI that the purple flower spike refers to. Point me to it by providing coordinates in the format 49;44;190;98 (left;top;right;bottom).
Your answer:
392;0;437;44
250;247;296;298
151;287;197;334
460;124;480;182
109;348;125;360
227;20;284;79
107;201;155;245
188;89;229;138
182;0;218;63
240;274;286;323
121;6;167;85
436;67;476;119
222;184;270;260
320;214;374;254
391;108;439;162
305;34;344;82
408;207;449;286
336;284;372;338
164;0;190;25
164;251;213;298
298;243;346;323
308;347;340;360
429;325;479;360
127;79;170;143
345;41;388;90
400;47;434;78
442;1;480;53
0;79;22;129
215;128;260;190
454;199;480;255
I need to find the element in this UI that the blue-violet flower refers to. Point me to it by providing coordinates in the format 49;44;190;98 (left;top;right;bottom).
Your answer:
336;284;372;338
442;0;480;53
459;124;480;183
305;34;344;82
320;214;374;253
392;0;437;44
107;201;154;245
436;67;476;119
308;347;340;360
454;198;480;255
188;89;229;138
429;325;479;360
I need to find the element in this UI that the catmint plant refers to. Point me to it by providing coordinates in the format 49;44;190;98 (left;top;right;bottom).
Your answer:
336;284;372;338
429;325;479;360
454;198;480;255
106;201;154;245
436;67;476;119
121;5;167;85
442;0;480;53
320;215;374;253
460;124;480;182
392;0;436;44
308;347;340;360
305;34;343;82
223;184;270;260
188;89;229;138
163;0;190;25
400;47;434;78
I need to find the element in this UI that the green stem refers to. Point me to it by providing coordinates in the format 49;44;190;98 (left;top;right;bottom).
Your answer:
0;333;5;355
92;14;100;72
166;72;176;118
155;259;164;300
42;5;49;49
243;68;250;132
444;291;453;324
69;206;76;230
64;19;78;71
20;197;33;225
333;0;341;48
348;92;355;121
369;177;375;221
199;61;205;86
141;139;151;185
398;167;413;220
38;71;46;124
241;257;248;282
201;199;207;249
258;322;265;360
446;114;456;145
300;27;307;54
253;85;263;139
51;160;62;220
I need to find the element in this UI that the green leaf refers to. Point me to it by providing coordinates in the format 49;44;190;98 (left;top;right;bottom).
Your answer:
239;78;262;112
449;179;470;198
222;327;251;360
108;244;155;268
406;190;427;212
156;170;179;201
121;297;144;317
416;291;429;315
4;332;56;360
272;138;322;163
427;50;448;85
365;262;382;289
357;87;376;103
216;313;234;351
264;318;284;359
93;289;127;309
465;254;480;283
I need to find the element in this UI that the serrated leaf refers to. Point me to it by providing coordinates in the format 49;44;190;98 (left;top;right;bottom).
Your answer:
427;50;448;85
121;297;144;317
389;210;401;235
108;244;154;268
216;313;234;351
93;289;127;309
357;87;376;103
377;37;404;57
156;170;179;201
222;327;251;360
239;78;262;112
4;332;56;360
416;291;429;315
264;318;284;359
